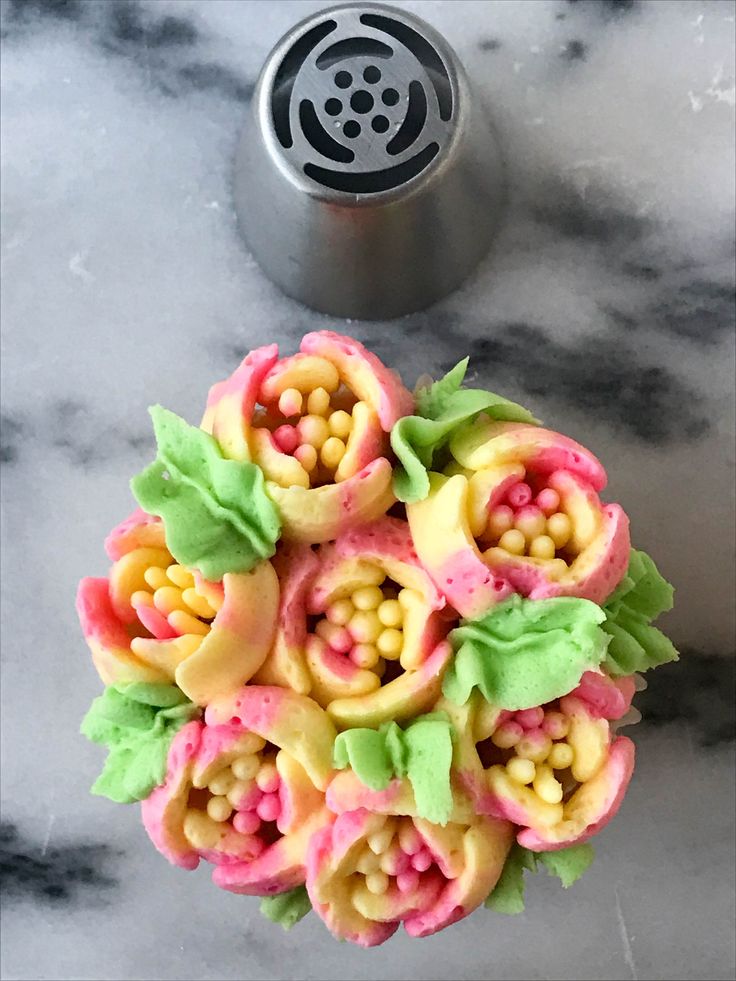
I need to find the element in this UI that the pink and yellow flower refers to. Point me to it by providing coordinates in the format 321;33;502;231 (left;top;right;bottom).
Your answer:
202;331;413;544
445;670;636;851
306;778;513;945
142;686;335;895
407;421;630;619
76;510;279;705
254;518;455;729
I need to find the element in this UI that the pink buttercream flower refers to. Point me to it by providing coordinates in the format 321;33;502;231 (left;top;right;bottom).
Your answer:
306;795;513;946
201;331;414;544
407;421;630;619
254;517;455;730
142;686;336;895
445;670;636;851
76;510;279;706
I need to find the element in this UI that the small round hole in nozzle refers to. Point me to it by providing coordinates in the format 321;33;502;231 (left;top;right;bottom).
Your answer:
350;90;374;114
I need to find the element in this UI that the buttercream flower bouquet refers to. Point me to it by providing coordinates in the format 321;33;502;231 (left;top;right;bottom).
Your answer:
78;332;677;945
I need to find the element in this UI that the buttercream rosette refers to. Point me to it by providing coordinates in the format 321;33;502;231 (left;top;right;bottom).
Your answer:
76;339;679;946
142;686;335;894
77;509;278;706
202;331;413;544
408;420;630;619
444;670;636;851
255;517;453;729
315;726;514;945
307;802;513;946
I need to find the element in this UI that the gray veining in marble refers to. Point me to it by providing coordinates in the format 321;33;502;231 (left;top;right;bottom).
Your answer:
1;1;734;980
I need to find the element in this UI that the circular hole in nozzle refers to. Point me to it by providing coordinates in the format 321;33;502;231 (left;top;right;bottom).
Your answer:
350;90;374;114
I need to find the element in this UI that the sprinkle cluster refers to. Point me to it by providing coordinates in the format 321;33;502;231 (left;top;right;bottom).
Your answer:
316;575;410;671
483;483;573;563
131;561;217;640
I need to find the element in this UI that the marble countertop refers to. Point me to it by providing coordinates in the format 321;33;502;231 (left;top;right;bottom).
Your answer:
1;1;734;979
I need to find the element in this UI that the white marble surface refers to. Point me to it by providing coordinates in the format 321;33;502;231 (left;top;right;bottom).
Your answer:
1;1;734;980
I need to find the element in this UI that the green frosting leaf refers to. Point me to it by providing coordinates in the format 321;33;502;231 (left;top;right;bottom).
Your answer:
80;683;200;804
484;844;538;914
85;685;159;733
131;406;281;581
601;549;679;676
333;726;394;789
443;596;609;710
402;714;454;825
121;682;190;708
391;360;538;504
259;886;312;930
333;713;455;825
485;844;594;914
538;844;595;888
415;358;469;418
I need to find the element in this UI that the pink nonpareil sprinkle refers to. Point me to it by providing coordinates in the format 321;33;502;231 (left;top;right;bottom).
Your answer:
507;482;533;508
411;848;432;872
536;487;560;515
273;424;300;454
233;811;261;835
515;707;545;730
256;793;281;823
396;869;421;893
328;627;354;655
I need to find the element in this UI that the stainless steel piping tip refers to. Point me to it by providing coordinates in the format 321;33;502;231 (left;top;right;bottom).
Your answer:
234;2;505;320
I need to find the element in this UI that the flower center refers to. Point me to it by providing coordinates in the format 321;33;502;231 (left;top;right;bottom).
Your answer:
482;703;577;805
354;817;437;897
478;479;577;569
130;560;218;640
313;569;420;679
256;378;361;488
183;739;284;857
